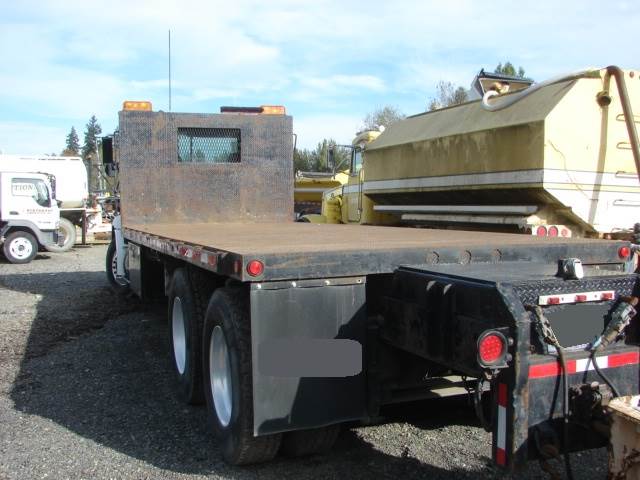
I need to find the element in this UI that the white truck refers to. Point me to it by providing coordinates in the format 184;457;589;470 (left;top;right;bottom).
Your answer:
0;171;59;263
0;155;88;252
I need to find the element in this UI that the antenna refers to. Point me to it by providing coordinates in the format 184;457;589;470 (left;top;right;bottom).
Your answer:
168;30;172;111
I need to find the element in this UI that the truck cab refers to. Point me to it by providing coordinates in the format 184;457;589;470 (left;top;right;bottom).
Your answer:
0;171;59;263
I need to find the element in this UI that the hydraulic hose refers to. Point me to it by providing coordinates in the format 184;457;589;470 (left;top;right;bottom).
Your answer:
481;68;599;112
591;354;621;398
529;306;574;480
555;345;575;480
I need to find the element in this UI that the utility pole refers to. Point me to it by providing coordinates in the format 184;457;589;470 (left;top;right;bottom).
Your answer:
168;30;172;112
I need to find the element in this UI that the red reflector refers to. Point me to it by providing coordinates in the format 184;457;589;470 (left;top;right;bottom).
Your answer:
561;228;570;237
619;246;631;259
479;333;505;364
246;260;264;277
601;292;614;300
536;226;547;236
575;294;588;302
548;226;559;237
547;297;561;305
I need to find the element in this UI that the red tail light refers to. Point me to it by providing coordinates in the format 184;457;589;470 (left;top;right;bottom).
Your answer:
478;331;507;366
548;226;559;237
619;246;631;260
536;226;547;237
246;260;264;277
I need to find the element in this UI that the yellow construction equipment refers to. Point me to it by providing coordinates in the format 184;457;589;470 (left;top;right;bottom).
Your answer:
307;66;640;239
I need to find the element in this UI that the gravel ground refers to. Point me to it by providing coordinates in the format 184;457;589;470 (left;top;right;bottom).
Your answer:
0;245;609;479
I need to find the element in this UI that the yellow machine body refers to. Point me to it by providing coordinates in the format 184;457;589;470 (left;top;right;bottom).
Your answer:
323;68;640;237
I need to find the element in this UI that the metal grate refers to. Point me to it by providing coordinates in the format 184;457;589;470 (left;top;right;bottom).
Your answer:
177;128;241;163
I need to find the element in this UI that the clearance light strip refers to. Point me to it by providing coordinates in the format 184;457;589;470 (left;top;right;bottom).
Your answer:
529;351;640;379
496;383;508;466
538;290;615;306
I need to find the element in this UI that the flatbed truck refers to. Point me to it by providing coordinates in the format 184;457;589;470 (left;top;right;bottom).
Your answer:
104;101;640;472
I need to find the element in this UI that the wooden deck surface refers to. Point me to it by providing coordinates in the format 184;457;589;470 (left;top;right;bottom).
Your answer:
125;222;603;256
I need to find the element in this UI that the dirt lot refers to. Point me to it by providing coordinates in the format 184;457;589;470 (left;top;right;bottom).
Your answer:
0;245;608;479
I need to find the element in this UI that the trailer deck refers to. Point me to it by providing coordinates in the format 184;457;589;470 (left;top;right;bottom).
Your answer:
124;222;626;281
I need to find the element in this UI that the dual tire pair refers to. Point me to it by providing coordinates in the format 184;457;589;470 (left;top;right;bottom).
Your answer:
167;268;340;465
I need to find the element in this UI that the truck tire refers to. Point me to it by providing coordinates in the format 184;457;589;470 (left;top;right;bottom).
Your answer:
167;268;214;405
3;231;38;264
45;218;76;252
281;425;341;457
105;241;129;293
203;287;282;465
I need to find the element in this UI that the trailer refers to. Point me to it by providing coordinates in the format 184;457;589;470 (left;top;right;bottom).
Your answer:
104;101;640;472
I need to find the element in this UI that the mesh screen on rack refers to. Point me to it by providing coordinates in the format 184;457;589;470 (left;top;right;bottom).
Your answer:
177;128;241;163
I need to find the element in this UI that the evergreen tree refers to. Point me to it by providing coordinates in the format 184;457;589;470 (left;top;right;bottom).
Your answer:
82;115;103;193
81;115;102;160
293;138;348;173
62;126;80;156
494;62;527;79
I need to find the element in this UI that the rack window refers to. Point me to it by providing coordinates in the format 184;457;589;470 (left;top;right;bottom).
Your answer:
177;128;241;163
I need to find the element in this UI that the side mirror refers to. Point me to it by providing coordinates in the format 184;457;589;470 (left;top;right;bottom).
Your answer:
101;136;113;166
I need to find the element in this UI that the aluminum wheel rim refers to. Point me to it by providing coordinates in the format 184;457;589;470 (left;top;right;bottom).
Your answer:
172;297;187;375
210;325;232;427
9;237;33;260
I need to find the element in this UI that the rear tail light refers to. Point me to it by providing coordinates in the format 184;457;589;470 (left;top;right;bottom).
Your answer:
246;260;264;277
478;330;508;367
531;225;572;237
536;226;547;237
619;246;631;260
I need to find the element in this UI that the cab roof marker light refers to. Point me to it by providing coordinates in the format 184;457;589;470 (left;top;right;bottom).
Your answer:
123;101;152;111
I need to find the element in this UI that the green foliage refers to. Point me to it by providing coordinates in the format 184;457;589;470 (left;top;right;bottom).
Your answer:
294;138;349;173
62;126;80;156
362;105;405;130
494;62;527;79
81;115;102;160
428;81;469;111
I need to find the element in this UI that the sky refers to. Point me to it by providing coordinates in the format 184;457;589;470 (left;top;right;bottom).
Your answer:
0;0;638;154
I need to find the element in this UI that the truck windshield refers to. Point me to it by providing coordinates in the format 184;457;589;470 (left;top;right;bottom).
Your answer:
12;178;50;207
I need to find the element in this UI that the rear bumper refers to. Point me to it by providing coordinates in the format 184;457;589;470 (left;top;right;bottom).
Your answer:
495;346;640;469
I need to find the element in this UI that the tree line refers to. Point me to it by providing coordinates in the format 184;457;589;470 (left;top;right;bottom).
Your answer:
62;115;102;160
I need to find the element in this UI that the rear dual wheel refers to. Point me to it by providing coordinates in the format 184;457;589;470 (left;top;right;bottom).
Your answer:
168;268;214;405
203;287;282;465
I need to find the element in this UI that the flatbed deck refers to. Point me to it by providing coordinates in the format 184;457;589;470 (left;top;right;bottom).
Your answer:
124;222;625;281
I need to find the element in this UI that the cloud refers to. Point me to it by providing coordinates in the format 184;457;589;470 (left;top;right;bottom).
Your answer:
0;0;639;155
